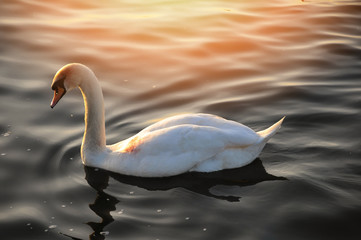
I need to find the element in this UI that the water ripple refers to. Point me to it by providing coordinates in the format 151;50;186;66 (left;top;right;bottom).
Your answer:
1;0;361;239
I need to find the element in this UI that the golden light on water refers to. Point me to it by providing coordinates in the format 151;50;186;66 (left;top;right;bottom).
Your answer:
1;0;347;90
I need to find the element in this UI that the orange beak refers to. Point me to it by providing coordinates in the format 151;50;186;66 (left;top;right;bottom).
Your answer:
50;88;66;108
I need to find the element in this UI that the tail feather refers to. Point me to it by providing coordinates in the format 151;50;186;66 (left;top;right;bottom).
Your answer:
257;117;285;141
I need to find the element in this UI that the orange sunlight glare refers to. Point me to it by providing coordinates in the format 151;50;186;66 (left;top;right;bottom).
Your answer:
1;0;323;90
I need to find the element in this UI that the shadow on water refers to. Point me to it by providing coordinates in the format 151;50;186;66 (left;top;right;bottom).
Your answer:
81;158;286;240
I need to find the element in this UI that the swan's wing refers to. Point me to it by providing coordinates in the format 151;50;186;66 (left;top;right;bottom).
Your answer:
139;113;252;134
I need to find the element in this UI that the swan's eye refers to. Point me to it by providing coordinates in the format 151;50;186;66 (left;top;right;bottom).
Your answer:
54;87;65;96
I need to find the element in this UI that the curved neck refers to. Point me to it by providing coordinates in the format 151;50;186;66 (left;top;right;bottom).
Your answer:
79;73;106;153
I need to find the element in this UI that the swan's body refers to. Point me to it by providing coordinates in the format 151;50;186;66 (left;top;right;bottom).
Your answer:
50;63;284;177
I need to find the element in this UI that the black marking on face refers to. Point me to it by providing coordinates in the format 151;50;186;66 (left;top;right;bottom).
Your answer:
51;75;66;92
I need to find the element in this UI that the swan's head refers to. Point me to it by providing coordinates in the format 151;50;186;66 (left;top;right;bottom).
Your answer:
50;63;92;108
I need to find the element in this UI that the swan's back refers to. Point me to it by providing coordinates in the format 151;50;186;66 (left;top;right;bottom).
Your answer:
141;113;255;134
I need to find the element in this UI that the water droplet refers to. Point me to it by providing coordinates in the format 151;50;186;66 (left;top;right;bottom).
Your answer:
44;229;49;232
185;217;190;220
49;225;57;229
156;209;162;213
1;153;6;156
203;228;207;232
61;205;66;208
3;131;11;137
26;223;31;226
100;231;109;236
69;157;73;161
69;228;74;232
70;114;74;117
129;191;134;195
26;148;31;152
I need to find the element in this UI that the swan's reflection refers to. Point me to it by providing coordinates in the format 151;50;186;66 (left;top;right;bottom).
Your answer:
84;158;285;239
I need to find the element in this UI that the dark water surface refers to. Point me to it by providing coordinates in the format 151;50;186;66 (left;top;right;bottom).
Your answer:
1;0;361;239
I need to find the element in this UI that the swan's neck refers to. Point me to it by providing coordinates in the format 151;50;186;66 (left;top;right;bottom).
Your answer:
79;73;106;158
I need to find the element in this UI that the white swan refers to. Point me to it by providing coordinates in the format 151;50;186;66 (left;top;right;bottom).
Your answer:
50;63;284;177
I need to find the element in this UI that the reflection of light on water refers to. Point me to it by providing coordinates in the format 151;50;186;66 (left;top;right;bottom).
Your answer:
3;0;332;90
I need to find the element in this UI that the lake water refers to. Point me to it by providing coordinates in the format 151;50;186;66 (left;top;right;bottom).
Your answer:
1;0;360;239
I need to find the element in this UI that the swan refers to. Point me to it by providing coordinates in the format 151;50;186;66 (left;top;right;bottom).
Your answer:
50;63;284;177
